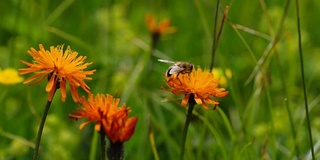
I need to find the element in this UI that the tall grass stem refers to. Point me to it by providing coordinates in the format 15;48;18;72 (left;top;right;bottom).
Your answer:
89;131;98;160
295;0;315;159
209;0;220;70
149;125;160;160
274;52;300;157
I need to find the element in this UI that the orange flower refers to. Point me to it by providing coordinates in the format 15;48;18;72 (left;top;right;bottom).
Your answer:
164;67;228;110
19;44;96;102
145;14;175;35
103;108;139;143
145;14;176;48
69;94;138;143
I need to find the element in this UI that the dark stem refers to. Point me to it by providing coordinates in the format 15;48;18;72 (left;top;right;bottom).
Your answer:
107;141;124;160
151;33;160;50
209;0;220;70
33;100;53;160
295;0;314;159
100;127;106;160
179;94;196;160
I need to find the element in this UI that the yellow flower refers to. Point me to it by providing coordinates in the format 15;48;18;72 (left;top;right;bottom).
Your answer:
165;67;228;110
211;68;232;87
19;44;96;102
69;94;138;143
0;68;24;85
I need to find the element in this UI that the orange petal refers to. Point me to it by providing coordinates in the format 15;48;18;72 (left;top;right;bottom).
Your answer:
46;74;56;92
216;90;229;97
181;94;190;107
121;117;138;142
158;19;171;33
79;121;91;130
70;84;80;102
204;97;219;105
145;14;156;32
47;83;56;102
194;95;203;105
60;81;67;102
201;100;210;110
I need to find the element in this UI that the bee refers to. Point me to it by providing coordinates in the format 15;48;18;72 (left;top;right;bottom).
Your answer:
158;59;194;77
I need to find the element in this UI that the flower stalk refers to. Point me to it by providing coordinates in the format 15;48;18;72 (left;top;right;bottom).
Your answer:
107;141;124;160
100;126;106;160
33;89;56;160
179;94;196;160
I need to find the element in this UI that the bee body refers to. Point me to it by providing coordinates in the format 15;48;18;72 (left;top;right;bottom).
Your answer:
158;59;194;77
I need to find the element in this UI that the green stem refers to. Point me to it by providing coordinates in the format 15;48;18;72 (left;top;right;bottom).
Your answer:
33;100;53;160
100;128;106;160
295;0;314;159
149;122;160;160
180;94;196;160
275;52;300;157
89;131;98;160
209;0;220;70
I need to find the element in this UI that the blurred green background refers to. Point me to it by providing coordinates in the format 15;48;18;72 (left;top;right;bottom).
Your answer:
1;0;320;159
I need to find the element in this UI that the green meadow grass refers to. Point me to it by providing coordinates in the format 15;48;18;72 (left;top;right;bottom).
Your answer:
1;0;320;159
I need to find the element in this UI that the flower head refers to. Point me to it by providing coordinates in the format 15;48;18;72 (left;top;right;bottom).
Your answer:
145;14;175;35
145;14;176;48
69;94;138;143
164;67;228;110
0;68;24;85
19;44;96;102
103;107;139;143
211;68;232;87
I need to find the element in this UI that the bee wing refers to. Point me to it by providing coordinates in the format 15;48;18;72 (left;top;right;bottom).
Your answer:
169;66;185;74
158;59;175;64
